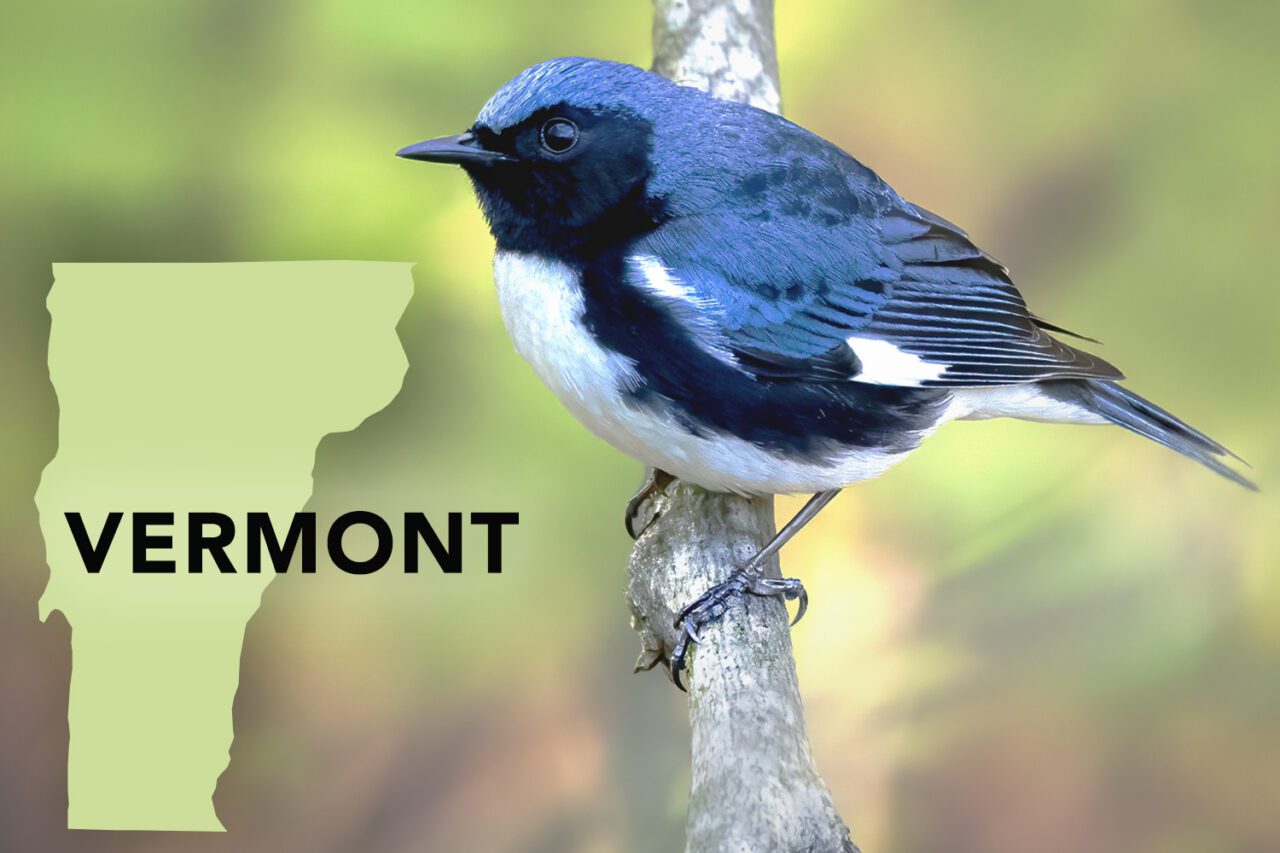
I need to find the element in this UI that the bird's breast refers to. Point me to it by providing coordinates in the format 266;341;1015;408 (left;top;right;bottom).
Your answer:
492;250;642;429
490;250;921;494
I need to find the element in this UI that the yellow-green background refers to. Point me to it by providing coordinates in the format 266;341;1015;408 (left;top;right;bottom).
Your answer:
1;1;1277;851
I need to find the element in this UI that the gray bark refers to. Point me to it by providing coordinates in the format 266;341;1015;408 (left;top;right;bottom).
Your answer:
627;2;857;851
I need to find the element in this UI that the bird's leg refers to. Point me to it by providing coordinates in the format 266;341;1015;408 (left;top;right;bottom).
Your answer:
669;489;841;689
625;467;675;539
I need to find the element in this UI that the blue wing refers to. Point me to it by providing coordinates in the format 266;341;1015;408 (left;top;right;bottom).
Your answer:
628;195;1123;388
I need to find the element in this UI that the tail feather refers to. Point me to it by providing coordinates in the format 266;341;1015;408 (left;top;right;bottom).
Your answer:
1048;380;1256;490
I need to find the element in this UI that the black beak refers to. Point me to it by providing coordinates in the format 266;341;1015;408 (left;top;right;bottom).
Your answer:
395;132;514;166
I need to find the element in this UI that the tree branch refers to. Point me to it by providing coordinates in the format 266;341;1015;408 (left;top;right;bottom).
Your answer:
627;2;856;850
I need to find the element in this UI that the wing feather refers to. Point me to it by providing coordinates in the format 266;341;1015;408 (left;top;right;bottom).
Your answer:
626;197;1122;388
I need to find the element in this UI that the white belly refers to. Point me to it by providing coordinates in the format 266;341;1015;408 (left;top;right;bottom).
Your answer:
492;250;912;494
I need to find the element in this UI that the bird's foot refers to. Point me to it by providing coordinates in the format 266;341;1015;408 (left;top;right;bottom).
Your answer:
668;568;808;690
625;468;675;539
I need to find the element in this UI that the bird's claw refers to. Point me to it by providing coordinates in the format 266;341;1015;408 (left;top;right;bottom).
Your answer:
624;469;674;540
667;570;808;690
669;629;693;691
626;507;660;541
748;576;808;625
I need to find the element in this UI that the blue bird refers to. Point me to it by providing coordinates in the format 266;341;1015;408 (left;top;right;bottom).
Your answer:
399;57;1253;683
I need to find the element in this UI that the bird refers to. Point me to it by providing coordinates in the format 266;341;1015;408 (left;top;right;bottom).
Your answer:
398;57;1253;685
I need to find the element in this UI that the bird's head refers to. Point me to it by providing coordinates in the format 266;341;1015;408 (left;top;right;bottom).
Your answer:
398;57;765;258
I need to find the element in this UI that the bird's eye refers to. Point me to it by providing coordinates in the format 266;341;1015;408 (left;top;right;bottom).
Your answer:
539;118;579;154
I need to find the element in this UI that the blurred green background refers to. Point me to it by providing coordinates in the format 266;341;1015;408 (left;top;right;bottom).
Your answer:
2;1;1277;851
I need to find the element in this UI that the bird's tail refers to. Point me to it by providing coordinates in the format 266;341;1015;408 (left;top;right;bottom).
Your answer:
1046;379;1256;490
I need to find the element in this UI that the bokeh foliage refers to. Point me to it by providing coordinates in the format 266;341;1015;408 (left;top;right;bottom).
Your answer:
1;1;1277;851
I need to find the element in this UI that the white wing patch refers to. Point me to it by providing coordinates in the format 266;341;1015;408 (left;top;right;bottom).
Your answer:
845;335;947;386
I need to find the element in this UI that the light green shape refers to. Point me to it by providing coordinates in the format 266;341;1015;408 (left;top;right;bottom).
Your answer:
35;262;413;831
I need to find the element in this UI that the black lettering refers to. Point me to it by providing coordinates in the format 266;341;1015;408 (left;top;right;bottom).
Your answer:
327;511;392;574
133;512;175;573
188;512;236;573
65;512;123;574
404;512;461;573
247;512;316;573
470;512;518;573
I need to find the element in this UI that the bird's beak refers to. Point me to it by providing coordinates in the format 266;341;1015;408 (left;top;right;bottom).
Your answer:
395;132;514;166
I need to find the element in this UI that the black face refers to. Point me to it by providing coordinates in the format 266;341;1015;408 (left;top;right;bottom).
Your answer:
428;105;663;260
